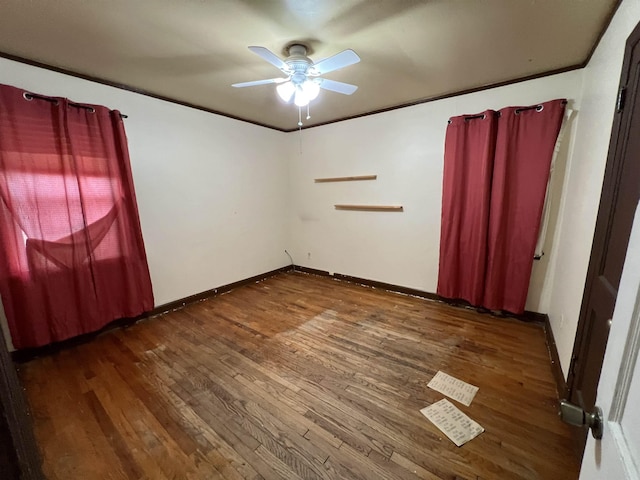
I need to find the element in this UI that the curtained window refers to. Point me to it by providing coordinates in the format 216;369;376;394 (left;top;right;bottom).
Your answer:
438;99;566;314
0;84;154;349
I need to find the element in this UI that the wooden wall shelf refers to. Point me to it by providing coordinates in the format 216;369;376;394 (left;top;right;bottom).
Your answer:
315;175;377;183
334;204;403;212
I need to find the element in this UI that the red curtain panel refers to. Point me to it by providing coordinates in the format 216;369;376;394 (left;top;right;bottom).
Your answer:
483;99;566;313
0;84;154;349
437;110;497;305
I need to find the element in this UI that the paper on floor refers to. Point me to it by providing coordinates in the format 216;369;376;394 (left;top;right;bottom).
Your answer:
420;399;484;447
427;370;478;406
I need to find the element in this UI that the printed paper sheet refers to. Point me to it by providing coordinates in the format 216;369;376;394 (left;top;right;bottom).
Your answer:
420;399;484;447
427;371;478;406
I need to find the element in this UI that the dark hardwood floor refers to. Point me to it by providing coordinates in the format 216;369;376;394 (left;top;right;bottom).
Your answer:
18;271;580;479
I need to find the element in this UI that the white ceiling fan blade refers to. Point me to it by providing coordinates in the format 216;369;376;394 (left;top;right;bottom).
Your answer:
248;46;289;72
232;78;288;88
318;78;358;95
312;49;360;75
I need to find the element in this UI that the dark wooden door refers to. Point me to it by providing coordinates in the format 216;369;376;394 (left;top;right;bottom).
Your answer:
567;20;640;455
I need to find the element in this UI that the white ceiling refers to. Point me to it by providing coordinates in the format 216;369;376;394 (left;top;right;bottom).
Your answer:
0;0;618;131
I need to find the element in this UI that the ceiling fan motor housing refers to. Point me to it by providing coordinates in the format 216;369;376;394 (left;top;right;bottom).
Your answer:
286;44;315;81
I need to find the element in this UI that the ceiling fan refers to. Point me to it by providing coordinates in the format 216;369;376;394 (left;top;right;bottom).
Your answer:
232;44;360;109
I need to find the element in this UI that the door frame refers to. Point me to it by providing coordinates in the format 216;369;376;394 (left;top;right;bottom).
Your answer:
0;325;43;479
566;17;640;445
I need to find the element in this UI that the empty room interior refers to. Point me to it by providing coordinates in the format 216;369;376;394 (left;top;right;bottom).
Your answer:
1;1;639;479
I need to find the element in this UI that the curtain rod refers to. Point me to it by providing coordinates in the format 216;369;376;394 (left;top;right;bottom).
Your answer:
455;100;569;122
513;99;568;115
464;113;486;122
22;92;128;118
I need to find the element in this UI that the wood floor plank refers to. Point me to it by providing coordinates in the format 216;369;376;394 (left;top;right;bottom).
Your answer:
19;271;580;479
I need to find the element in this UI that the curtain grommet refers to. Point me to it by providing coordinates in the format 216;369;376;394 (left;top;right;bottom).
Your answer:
23;92;33;101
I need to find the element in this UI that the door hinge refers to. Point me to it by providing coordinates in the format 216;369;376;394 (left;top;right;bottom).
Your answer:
569;355;578;379
617;86;627;112
570;354;578;369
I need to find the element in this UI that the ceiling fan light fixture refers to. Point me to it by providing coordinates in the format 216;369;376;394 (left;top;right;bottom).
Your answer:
294;86;310;107
291;79;320;107
302;79;320;101
276;81;295;102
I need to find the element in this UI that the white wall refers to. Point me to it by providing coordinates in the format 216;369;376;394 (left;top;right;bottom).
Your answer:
287;71;583;308
546;0;640;377
0;58;291;311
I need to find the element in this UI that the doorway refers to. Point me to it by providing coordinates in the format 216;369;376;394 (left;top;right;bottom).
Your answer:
566;19;640;456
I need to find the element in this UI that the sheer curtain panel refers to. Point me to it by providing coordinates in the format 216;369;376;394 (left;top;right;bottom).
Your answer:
0;84;154;349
